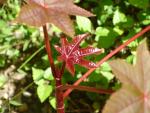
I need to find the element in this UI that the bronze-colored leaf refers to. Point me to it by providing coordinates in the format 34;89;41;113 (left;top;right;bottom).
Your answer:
15;3;48;27
15;0;94;37
102;41;150;113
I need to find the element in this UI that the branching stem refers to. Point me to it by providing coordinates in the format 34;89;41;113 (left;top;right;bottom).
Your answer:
43;25;64;113
58;85;114;94
63;25;150;99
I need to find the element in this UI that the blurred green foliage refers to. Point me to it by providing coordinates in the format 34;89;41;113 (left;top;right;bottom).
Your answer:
0;0;150;112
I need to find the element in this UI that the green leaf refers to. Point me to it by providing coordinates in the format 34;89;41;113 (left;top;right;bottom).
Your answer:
121;16;134;28
37;84;53;103
100;62;112;72
51;25;62;33
74;0;80;3
95;27;109;37
1;27;12;35
23;40;30;51
76;16;93;32
10;100;22;106
36;79;46;86
0;75;8;88
126;55;136;64
89;72;108;87
96;62;114;81
0;20;6;28
44;68;54;81
122;28;142;48
89;74;101;82
0;56;6;67
113;26;124;35
128;0;149;9
95;27;119;48
142;20;150;25
113;9;127;25
97;5;113;25
6;49;20;59
49;97;56;109
0;108;2;112
138;11;150;25
101;71;114;81
32;67;44;82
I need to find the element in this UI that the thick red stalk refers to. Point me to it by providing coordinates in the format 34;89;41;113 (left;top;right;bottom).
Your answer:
59;85;114;94
55;70;65;113
43;25;64;113
63;25;150;99
43;25;56;76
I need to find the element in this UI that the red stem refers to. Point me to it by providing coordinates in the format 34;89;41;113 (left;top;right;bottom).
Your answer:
60;62;66;76
43;25;56;76
43;25;64;113
55;70;65;113
59;85;114;94
63;25;150;99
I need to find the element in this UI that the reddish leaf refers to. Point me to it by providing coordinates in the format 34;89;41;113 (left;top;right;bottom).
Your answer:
77;59;97;69
15;0;94;37
54;33;104;76
78;47;103;56
102;41;150;113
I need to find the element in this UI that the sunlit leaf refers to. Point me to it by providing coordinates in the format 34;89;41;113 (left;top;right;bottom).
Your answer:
37;84;53;103
32;67;44;82
49;97;56;109
113;9;127;25
43;67;54;80
10;100;22;106
95;27;119;48
32;67;45;85
101;71;114;81
76;16;93;32
0;75;8;88
102;41;150;113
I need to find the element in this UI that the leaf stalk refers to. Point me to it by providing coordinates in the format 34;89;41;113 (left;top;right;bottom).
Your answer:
63;25;150;99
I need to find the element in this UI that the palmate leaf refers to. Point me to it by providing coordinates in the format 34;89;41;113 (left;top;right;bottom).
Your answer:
54;33;104;75
15;0;94;37
102;41;150;113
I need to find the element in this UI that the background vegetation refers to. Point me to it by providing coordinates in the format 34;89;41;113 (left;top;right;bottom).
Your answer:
0;0;150;113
